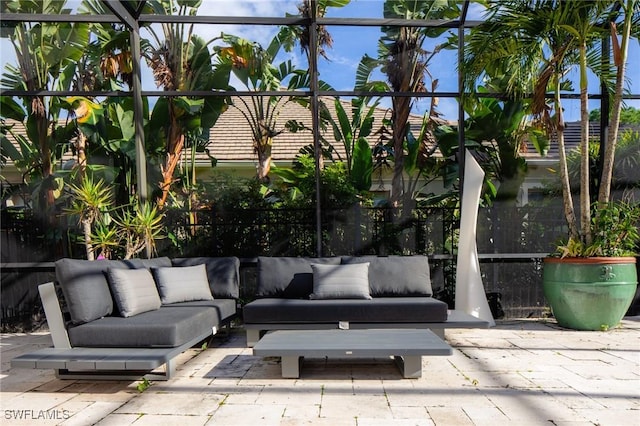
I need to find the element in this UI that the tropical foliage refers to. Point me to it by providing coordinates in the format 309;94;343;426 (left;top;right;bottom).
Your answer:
142;0;230;208
463;0;638;257
1;0;89;214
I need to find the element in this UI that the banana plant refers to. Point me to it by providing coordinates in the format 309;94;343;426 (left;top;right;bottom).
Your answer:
377;0;460;206
1;0;89;216
142;0;230;208
214;32;312;182
330;97;377;192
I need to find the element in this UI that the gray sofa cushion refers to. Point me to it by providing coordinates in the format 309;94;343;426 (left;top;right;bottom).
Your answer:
107;268;162;317
55;258;130;324
257;256;341;299
153;264;214;304
341;255;433;297
166;299;237;324
172;257;240;298
243;297;448;324
55;257;174;325
309;263;372;300
125;257;172;269
67;306;219;348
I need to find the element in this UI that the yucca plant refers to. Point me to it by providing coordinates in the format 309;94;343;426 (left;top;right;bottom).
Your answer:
64;176;113;260
89;221;120;260
114;201;165;260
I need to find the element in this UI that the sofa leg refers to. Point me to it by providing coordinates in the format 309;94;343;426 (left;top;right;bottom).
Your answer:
246;329;261;347
163;359;175;379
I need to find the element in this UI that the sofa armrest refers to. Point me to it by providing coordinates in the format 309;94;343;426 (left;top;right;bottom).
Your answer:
39;282;71;349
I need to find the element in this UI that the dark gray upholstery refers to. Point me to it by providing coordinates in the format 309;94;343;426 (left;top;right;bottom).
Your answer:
106;268;162;317
256;256;341;299
341;255;433;297
166;299;237;323
67;306;219;348
55;258;130;324
172;257;240;298
125;257;172;269
243;297;448;324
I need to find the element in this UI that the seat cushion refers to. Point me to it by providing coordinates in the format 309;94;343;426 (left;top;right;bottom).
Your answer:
165;299;237;324
243;297;448;324
256;256;341;299
67;306;218;348
341;255;433;297
172;257;240;298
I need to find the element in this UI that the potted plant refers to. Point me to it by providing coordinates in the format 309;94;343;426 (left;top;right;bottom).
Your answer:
539;1;639;331
463;1;638;330
543;201;639;330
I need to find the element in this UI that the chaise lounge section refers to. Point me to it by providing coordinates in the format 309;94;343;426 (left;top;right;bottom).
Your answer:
11;256;240;380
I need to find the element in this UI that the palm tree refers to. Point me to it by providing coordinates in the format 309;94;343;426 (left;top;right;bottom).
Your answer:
599;0;639;203
463;0;618;249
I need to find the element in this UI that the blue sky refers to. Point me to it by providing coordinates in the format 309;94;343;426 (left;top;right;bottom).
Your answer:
1;0;638;122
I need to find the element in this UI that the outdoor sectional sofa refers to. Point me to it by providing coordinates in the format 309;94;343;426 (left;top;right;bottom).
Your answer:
11;256;240;380
243;255;490;346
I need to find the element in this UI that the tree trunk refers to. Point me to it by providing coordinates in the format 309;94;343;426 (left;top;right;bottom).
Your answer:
157;102;185;209
599;11;632;205
76;131;87;178
556;87;579;241
579;42;591;245
82;218;94;260
33;97;55;215
255;131;273;182
391;96;411;207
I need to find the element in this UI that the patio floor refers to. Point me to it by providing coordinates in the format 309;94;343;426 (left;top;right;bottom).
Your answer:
1;318;639;426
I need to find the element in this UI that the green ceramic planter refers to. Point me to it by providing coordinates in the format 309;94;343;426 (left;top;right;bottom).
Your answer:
543;257;638;331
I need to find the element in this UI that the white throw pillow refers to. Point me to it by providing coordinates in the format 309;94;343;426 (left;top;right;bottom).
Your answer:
107;268;162;317
309;262;372;300
152;264;214;304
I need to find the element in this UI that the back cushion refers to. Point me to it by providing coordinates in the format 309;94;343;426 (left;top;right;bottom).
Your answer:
55;258;129;324
341;255;432;297
257;256;341;298
125;257;172;269
171;257;240;298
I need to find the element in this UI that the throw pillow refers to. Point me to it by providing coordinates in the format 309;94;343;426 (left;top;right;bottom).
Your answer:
309;262;372;300
171;257;240;298
106;268;162;317
152;264;214;304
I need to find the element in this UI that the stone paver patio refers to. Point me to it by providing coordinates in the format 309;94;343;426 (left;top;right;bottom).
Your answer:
1;318;638;425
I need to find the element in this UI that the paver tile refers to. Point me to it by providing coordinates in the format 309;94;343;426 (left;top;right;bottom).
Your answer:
1;318;638;426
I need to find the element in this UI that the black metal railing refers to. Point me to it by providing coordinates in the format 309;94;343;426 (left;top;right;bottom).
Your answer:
1;204;568;328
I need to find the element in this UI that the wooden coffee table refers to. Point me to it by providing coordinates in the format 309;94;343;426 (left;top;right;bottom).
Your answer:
252;328;452;378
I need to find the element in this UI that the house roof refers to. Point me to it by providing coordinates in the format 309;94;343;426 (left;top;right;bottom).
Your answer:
5;97;631;180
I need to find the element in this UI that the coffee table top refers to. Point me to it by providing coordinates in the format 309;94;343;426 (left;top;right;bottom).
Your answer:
252;329;452;357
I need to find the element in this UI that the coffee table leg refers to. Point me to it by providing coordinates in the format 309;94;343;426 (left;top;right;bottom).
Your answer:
394;356;422;378
280;356;301;378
